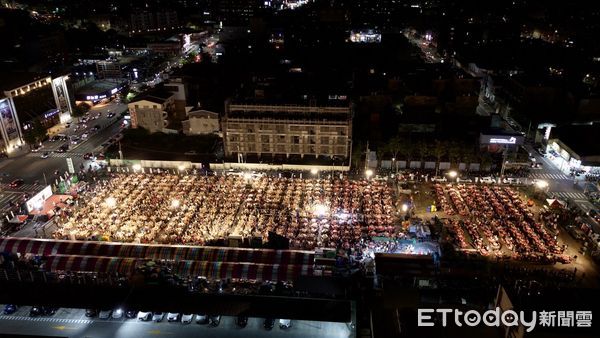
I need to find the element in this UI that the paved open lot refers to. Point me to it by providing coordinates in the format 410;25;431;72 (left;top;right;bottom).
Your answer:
0;306;354;338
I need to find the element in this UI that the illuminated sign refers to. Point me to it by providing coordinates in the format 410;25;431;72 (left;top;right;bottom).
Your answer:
111;88;118;95
44;110;59;119
490;137;517;144
26;185;53;213
480;134;524;145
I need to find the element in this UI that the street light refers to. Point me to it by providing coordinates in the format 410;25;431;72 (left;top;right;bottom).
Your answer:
365;169;374;179
178;165;186;171
132;164;141;171
401;204;408;212
310;168;319;175
313;203;328;217
105;197;117;208
448;170;458;178
535;180;549;189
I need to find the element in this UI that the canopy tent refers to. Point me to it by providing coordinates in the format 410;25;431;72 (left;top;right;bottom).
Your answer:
546;198;566;209
43;255;137;275
0;237;314;265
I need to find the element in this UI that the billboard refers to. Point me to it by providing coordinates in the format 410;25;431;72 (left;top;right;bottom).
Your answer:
480;133;524;145
26;185;53;213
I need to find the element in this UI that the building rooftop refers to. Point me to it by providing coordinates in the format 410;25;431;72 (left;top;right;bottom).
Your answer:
552;123;600;157
0;72;48;93
130;88;174;105
75;79;127;97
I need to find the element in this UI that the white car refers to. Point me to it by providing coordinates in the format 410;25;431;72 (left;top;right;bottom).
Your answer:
181;313;194;324
279;319;292;329
430;176;447;182
81;133;88;139
457;177;473;183
152;312;165;322
196;314;208;324
167;312;180;322
502;178;520;185
480;177;495;184
137;311;152;321
111;308;123;319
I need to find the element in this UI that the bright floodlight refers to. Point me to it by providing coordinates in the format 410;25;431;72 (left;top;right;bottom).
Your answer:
535;180;549;189
243;172;253;180
313;204;328;217
171;199;180;208
310;168;319;175
132;164;141;171
448;170;458;178
105;197;117;208
178;165;185;171
365;169;374;178
402;204;408;212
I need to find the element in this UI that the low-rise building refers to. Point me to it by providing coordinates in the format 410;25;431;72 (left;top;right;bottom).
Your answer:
182;109;220;136
222;101;352;161
128;91;175;133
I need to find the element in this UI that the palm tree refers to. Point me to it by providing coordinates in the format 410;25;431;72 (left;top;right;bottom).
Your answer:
447;141;462;166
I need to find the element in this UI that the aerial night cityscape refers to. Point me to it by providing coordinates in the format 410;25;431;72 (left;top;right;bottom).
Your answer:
0;0;598;337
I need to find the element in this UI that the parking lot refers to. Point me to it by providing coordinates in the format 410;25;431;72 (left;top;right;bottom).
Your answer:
0;305;354;338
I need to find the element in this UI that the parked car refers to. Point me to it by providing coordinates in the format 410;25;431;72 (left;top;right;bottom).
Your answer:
480;177;495;184
457;177;473;183
31;145;42;152
167;312;180;322
85;309;97;317
9;179;24;188
152;312;165;322
502;177;521;185
111;308;124;319
209;315;221;327
107;112;116;118
537;147;547;156
30;306;56;317
125;310;138;319
430;176;447;182
137;311;152;321
279;319;292;329
3;304;17;315
41;152;49;159
236;316;248;328
264;318;276;330
181;313;194;324
196;314;209;324
98;309;112;319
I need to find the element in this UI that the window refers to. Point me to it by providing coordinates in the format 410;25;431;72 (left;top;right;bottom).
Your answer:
293;136;300;144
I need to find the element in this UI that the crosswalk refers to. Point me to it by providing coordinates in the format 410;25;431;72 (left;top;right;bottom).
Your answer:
26;152;86;158
553;191;588;200
529;173;570;180
0;315;92;324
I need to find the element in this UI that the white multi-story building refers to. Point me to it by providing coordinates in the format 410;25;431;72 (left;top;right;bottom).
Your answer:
128;92;175;133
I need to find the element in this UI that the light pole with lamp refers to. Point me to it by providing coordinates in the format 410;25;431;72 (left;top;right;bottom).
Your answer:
365;169;374;180
447;170;458;183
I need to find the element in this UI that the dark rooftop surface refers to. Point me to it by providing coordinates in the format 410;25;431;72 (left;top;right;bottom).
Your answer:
0;72;48;92
553;123;600;157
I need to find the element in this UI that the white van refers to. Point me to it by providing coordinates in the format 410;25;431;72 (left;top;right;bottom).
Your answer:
480;177;495;184
279;319;292;329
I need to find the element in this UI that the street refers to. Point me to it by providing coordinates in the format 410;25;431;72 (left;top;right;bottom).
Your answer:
0;101;126;213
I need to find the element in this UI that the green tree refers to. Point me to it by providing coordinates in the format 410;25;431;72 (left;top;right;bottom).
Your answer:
448;141;463;165
72;102;91;119
23;130;37;148
32;119;47;142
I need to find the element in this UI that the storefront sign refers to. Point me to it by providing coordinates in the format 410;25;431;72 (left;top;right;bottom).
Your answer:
490;137;517;144
480;134;524;145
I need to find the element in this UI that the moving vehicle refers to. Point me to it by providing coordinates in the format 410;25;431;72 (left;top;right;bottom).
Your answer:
107;112;116;118
209;315;221;327
181;313;194;324
9;179;24;188
152;312;165;322
137;311;152;321
279;319;292;329
167;312;180;322
3;304;17;315
85;309;97;317
196;314;209;324
236;316;248;328
41;152;49;159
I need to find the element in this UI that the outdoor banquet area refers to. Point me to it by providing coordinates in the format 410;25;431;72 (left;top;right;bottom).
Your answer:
52;173;397;250
433;183;572;263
